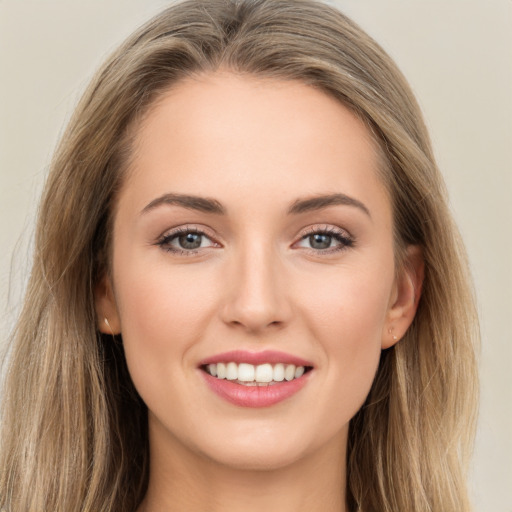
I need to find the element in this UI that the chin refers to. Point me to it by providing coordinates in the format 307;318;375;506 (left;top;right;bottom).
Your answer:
191;419;344;472
201;439;311;472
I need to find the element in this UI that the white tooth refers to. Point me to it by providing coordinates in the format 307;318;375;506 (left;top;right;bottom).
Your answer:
255;363;273;382
238;363;255;382
207;364;217;377
273;363;285;382
226;362;238;380
294;366;305;378
216;362;226;379
284;364;296;381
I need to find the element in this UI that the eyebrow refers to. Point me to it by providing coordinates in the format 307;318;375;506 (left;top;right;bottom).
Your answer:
141;192;371;218
287;193;371;217
142;193;226;215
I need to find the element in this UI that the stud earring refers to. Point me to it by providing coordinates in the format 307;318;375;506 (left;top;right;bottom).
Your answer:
388;327;398;341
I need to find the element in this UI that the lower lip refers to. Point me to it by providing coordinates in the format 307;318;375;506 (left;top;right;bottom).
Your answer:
200;370;311;408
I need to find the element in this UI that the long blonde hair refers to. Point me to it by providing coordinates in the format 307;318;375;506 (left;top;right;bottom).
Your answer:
0;1;479;510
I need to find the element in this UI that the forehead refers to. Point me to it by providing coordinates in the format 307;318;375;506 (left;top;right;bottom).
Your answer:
120;72;390;220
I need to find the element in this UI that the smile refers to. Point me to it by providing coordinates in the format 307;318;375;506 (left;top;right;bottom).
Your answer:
203;362;311;385
198;350;314;407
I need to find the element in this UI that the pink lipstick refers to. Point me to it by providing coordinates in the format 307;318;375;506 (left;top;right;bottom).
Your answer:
199;350;313;367
198;350;314;408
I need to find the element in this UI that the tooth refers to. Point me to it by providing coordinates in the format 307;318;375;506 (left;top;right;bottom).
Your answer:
284;364;296;381
226;362;238;380
238;363;255;382
255;363;273;382
273;363;285;382
212;361;308;382
216;362;226;379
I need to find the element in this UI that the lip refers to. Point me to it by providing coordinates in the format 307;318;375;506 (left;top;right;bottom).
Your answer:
198;350;314;367
198;350;314;407
200;369;312;408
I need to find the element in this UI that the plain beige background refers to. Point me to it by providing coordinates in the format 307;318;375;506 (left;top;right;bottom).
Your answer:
1;1;510;510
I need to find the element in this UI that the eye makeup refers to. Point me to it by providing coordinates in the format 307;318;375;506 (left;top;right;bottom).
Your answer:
156;223;355;257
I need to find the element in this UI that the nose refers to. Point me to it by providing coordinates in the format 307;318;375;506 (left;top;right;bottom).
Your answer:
220;240;292;334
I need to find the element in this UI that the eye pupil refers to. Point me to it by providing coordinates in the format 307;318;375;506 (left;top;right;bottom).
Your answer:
309;233;331;249
179;233;202;249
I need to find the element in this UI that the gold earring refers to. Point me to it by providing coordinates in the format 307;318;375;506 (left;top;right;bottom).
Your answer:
104;317;115;336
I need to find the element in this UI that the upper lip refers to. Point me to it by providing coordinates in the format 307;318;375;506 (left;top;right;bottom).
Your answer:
198;350;314;368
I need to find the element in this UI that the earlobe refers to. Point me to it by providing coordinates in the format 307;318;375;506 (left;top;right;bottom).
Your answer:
94;274;121;334
382;245;424;349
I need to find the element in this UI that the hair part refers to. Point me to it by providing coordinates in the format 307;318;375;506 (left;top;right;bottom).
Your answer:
1;1;479;511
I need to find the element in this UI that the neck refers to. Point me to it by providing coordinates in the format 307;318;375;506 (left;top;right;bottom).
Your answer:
139;425;347;512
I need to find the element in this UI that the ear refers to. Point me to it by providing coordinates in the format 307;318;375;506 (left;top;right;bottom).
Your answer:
382;245;424;349
94;274;121;334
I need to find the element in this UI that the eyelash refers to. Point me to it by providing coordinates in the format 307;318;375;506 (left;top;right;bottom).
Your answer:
299;226;355;254
156;226;218;257
156;225;355;256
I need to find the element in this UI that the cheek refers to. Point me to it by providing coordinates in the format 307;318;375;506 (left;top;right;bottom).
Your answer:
112;258;217;395
299;264;392;402
115;256;215;335
301;261;392;344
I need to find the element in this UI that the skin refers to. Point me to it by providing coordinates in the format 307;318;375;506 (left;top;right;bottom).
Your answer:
96;72;423;512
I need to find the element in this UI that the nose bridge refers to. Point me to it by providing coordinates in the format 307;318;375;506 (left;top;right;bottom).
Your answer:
221;233;290;332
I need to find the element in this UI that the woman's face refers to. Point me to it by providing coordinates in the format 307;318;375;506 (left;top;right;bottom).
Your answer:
97;72;420;471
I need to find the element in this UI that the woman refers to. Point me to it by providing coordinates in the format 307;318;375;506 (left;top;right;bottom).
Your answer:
0;0;479;511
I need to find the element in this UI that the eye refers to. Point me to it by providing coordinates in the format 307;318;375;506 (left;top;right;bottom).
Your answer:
157;226;217;255
296;226;354;254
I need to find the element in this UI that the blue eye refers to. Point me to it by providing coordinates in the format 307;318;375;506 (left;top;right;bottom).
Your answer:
297;228;354;253
158;228;215;255
157;225;354;257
